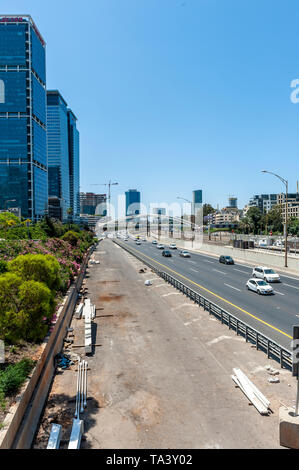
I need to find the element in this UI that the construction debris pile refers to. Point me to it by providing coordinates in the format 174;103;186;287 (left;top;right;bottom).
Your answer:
232;368;271;416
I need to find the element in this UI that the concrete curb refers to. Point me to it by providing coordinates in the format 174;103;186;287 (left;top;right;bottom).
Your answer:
0;244;97;449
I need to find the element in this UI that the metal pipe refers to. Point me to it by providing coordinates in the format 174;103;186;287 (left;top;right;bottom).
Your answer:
75;362;82;419
84;361;88;408
80;361;84;414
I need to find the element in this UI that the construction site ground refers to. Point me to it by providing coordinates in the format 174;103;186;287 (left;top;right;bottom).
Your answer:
33;239;297;449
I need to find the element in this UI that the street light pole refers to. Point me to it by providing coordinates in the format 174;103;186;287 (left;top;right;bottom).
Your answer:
91;181;119;219
177;196;194;248
261;170;288;268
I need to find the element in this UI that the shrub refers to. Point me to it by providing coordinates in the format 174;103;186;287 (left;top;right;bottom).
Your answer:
0;359;35;397
8;254;61;291
61;230;80;247
0;273;23;343
0;274;53;343
18;281;53;342
0;260;7;274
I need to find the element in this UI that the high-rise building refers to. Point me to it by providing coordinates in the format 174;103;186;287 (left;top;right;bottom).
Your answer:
153;207;166;216
0;15;47;220
80;192;107;216
126;189;140;216
193;190;203;205
68;110;80;222
228;196;238;209
47;90;70;221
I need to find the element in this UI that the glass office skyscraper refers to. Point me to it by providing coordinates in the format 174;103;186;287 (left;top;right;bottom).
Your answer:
47;91;80;222
126;189;141;216
0;15;47;220
68;110;80;222
47;90;70;221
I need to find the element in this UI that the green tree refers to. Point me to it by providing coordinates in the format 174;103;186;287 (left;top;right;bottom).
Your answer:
0;212;20;229
61;230;80;247
0;273;23;343
8;254;61;291
203;204;216;218
18;281;52;342
0;260;7;274
245;207;263;234
0;272;53;343
288;217;299;236
262;205;283;234
237;216;253;234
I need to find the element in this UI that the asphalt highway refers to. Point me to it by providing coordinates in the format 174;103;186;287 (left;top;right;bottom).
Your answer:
115;237;299;351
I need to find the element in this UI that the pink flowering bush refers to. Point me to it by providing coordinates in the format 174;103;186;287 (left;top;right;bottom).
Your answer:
0;238;88;293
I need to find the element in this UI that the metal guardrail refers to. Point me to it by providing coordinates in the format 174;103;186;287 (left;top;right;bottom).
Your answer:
114;240;292;370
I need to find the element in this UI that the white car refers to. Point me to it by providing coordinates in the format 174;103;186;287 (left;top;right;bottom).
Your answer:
152;240;158;245
136;241;141;245
169;243;177;250
247;279;274;295
252;266;281;283
157;244;165;250
179;250;191;258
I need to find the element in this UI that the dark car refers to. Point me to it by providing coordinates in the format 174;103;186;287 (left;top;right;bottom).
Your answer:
162;250;172;257
219;255;234;265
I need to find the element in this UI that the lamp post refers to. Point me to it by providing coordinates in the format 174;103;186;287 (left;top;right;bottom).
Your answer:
261;170;288;267
177;196;194;247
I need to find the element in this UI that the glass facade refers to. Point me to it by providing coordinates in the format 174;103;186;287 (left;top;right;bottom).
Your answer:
68;110;80;221
126;189;141;216
0;16;47;220
193;190;203;205
47;90;70;221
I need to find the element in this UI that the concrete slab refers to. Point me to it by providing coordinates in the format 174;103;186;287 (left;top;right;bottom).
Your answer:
280;407;299;449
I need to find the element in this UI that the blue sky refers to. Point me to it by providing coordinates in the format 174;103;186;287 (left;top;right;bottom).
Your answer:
2;0;299;212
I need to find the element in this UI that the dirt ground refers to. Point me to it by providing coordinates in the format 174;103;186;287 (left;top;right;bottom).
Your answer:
33;240;298;449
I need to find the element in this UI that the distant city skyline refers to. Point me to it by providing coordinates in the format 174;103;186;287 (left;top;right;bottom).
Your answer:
1;1;299;216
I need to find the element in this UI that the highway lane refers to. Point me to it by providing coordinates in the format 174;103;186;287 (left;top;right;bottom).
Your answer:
116;238;299;350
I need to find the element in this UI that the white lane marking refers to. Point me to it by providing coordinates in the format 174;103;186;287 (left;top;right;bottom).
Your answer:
284;283;299;290
212;269;227;275
203;260;214;264
281;275;299;281
162;292;180;297
274;290;285;296
189;260;197;264
234;268;249;275
224;283;241;292
190;268;199;273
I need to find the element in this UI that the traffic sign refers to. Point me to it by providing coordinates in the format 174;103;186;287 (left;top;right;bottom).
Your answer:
292;326;299;377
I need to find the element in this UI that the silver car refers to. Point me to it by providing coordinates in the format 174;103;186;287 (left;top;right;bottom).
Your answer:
179;250;191;258
246;279;274;295
252;266;280;283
